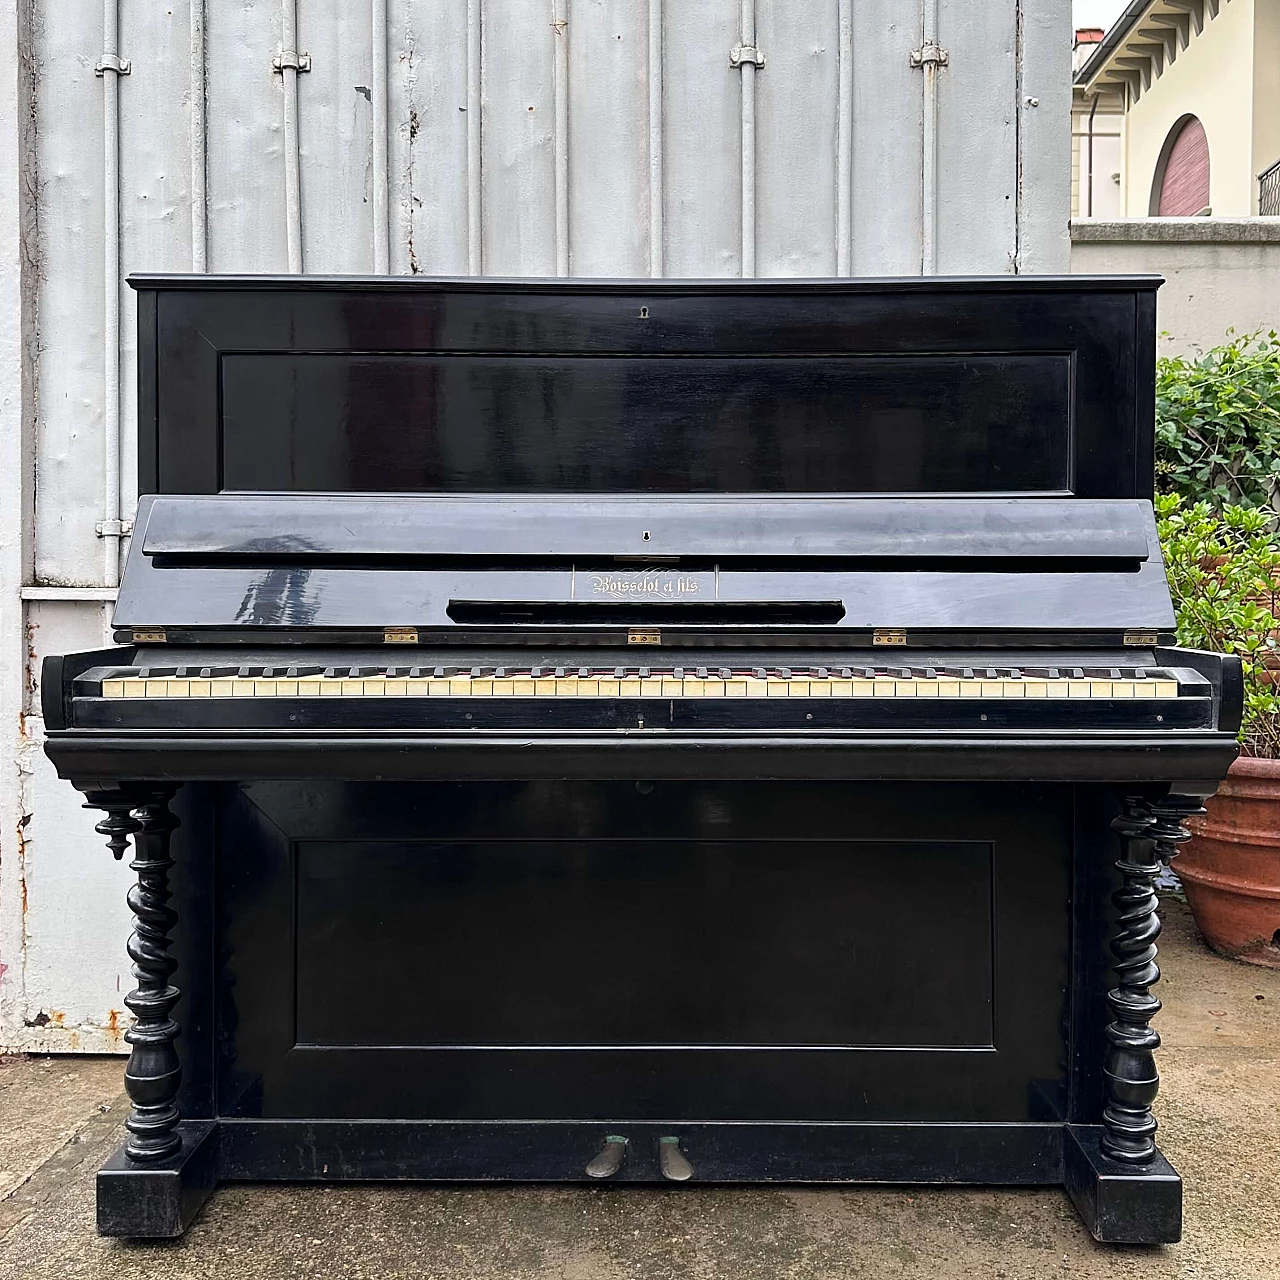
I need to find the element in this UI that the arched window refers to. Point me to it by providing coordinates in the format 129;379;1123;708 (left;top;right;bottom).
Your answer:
1150;115;1210;216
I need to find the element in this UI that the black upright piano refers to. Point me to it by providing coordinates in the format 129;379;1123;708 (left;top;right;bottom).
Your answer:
43;275;1240;1244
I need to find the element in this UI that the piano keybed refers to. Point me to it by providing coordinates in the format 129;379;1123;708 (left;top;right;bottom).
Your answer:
93;663;1184;700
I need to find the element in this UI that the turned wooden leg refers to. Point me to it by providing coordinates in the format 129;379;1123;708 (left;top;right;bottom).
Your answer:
121;788;183;1162
1099;791;1206;1165
84;785;185;1164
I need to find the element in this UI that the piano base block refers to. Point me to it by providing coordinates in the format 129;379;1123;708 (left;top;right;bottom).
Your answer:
1064;1124;1182;1244
96;1121;218;1239
92;1119;1180;1244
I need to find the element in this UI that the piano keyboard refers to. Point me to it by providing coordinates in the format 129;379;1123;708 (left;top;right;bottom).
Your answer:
97;665;1183;700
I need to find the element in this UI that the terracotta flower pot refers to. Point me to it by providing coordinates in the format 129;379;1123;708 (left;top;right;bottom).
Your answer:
1179;756;1280;967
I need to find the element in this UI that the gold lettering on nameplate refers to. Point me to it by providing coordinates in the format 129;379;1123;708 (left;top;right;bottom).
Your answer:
576;568;717;601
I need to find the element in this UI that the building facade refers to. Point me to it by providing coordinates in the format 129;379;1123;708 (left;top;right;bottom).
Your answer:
1073;0;1280;218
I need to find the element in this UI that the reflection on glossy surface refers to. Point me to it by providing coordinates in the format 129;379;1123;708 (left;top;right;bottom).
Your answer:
221;353;1070;494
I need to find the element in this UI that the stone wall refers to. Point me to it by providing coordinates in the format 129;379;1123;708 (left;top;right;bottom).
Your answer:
1071;218;1280;355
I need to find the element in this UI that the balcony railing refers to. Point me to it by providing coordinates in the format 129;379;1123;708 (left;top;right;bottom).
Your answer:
1261;158;1280;217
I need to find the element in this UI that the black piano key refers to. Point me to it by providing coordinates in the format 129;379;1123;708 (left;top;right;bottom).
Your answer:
925;668;937;678
1110;668;1122;680
817;667;829;679
495;668;506;678
779;667;791;679
963;668;974;680
199;668;212;679
863;668;875;679
1048;669;1060;679
697;667;708;678
719;668;732;679
238;666;253;678
578;667;589;678
434;666;445;678
674;667;685;678
471;666;482;678
753;668;766;679
286;667;299;679
840;668;851;679
639;667;651;678
615;667;626;679
985;668;997;679
1071;668;1084;679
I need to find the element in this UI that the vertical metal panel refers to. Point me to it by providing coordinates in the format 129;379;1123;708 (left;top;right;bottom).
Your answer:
755;2;839;277
850;0;922;275
1018;0;1072;273
936;0;1018;273
480;0;556;276
205;0;289;271
297;0;375;273
118;1;195;525
647;0;662;277
661;0;739;278
387;0;468;276
32;0;105;586
568;0;649;276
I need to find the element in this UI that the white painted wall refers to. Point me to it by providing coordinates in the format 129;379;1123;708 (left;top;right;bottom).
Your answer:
0;0;1071;1052
1071;218;1280;354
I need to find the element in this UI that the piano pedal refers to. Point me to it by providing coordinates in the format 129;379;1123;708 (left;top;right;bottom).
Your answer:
585;1135;629;1179
658;1136;693;1182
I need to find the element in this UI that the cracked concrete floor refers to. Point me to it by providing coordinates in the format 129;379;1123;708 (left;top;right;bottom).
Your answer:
2;898;1278;1280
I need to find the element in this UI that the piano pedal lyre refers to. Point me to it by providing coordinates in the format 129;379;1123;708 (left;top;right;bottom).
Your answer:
585;1134;629;1179
658;1136;694;1182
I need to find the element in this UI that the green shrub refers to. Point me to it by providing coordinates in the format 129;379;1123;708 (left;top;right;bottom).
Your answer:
1156;494;1280;758
1155;331;1280;511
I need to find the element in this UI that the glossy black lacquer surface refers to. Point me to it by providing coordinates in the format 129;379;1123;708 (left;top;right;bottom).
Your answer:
131;275;1158;499
45;276;1232;1244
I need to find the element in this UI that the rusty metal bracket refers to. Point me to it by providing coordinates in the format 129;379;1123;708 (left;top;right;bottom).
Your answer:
272;48;312;73
729;45;765;69
910;41;949;69
95;52;131;77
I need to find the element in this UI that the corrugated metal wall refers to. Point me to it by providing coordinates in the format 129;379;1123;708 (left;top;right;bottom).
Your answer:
0;0;1070;1051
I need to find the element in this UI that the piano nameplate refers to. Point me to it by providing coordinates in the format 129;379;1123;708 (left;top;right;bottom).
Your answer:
578;569;715;601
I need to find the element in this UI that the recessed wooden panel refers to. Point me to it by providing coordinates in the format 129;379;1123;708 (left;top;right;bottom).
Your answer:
294;837;994;1048
220;353;1071;494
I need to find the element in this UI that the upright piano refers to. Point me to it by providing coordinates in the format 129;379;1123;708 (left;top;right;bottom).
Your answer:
42;275;1240;1243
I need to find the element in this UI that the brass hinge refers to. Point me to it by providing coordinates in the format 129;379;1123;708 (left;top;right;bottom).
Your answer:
873;628;908;646
627;629;662;646
384;627;419;644
1124;630;1160;646
131;629;167;643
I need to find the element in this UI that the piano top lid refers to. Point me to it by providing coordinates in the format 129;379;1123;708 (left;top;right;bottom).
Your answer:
139;495;1152;563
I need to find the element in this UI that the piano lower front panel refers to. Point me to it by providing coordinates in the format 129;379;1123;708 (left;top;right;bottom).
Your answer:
201;779;1074;1126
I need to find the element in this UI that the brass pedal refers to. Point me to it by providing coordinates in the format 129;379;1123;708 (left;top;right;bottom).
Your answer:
658;1136;693;1182
585;1135;628;1179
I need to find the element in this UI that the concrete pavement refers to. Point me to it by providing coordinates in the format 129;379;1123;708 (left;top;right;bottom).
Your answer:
2;898;1278;1280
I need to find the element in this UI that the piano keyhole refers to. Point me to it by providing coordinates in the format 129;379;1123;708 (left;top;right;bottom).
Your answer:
642;530;651;542
639;306;649;318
